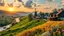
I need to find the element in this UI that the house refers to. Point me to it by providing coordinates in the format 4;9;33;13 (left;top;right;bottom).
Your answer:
11;17;20;25
15;17;20;23
57;9;64;20
49;8;64;21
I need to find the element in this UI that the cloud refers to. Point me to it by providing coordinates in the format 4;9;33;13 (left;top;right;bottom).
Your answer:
24;0;33;8
17;0;33;8
0;0;61;12
22;0;28;4
0;0;4;6
17;0;24;5
46;0;54;2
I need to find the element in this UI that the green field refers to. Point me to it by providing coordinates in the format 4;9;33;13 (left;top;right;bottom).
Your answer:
0;16;46;36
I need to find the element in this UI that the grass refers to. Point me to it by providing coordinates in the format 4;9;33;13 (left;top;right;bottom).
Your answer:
16;21;64;36
0;16;46;36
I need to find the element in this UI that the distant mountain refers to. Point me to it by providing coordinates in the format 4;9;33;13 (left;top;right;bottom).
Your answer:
11;12;31;17
0;10;7;15
0;10;31;17
0;10;12;16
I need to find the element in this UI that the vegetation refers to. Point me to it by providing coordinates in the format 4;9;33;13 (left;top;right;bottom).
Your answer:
0;16;46;36
39;12;44;19
28;13;33;21
0;15;13;26
0;8;64;36
16;21;64;36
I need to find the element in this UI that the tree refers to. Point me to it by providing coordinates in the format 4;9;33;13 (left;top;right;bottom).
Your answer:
0;15;13;26
39;12;44;19
34;11;37;17
53;8;58;15
28;13;33;21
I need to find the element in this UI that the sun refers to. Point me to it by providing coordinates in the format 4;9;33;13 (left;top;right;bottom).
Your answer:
9;8;14;11
7;7;16;13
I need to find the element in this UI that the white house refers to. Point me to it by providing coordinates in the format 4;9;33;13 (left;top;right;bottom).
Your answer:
15;17;20;23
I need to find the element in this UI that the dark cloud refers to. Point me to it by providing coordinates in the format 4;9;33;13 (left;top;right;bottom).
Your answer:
18;0;22;2
25;0;33;8
7;3;13;7
17;0;24;5
47;0;53;2
0;0;4;6
0;3;4;6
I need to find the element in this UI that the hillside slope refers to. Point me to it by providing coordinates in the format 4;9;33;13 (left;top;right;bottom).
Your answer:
16;21;64;36
0;16;45;36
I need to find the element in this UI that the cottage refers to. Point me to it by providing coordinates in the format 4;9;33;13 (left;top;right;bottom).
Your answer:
57;9;64;20
49;8;64;21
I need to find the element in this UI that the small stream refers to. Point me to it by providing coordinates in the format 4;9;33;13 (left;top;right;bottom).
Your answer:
0;24;12;31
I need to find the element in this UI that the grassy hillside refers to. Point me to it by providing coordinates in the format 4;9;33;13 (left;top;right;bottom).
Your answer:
16;21;64;36
0;16;46;36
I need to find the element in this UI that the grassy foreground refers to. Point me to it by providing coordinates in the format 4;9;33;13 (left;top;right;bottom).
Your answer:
0;16;46;36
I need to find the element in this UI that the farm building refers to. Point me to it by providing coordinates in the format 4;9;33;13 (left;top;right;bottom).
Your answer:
49;8;64;21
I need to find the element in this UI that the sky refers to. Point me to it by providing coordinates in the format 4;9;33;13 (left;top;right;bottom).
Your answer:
0;0;63;12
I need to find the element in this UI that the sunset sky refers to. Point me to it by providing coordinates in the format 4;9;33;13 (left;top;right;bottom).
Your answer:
0;0;63;12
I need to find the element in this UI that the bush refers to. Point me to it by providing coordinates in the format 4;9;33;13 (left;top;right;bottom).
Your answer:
28;13;33;21
9;34;13;36
20;31;34;36
0;15;13;26
33;29;42;35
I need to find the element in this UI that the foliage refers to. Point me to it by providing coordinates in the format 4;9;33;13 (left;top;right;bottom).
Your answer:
0;16;45;36
39;12;44;19
0;15;13;26
28;13;33;21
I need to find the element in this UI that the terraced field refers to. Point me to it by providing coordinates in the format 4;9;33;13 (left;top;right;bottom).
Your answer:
16;21;64;36
0;16;46;36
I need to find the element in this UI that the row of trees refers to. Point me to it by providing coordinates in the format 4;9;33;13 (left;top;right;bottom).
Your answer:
28;12;49;21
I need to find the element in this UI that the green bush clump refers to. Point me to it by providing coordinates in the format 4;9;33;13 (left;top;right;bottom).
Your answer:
0;15;13;26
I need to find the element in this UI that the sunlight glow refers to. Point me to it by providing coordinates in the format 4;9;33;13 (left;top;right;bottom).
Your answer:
9;8;14;11
7;7;16;14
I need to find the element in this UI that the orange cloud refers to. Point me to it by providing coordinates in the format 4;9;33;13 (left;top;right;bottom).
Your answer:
0;2;58;13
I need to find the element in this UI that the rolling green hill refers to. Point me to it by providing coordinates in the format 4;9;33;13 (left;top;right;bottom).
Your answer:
0;16;46;36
